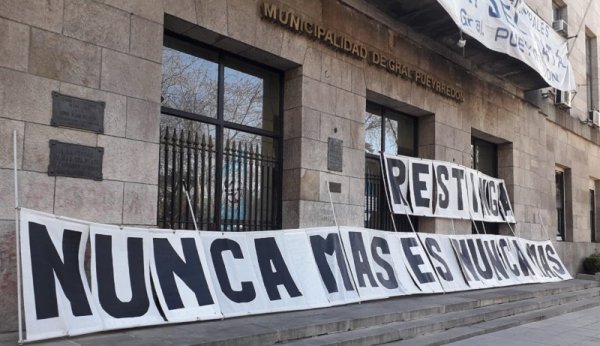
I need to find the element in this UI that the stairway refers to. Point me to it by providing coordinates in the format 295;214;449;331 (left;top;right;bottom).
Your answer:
3;280;599;346
282;280;600;346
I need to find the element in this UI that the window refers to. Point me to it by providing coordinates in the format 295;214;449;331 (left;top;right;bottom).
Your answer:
472;138;497;177
159;34;282;231
586;30;598;115
556;169;566;240
552;1;568;37
552;1;566;22
471;137;499;235
364;102;417;231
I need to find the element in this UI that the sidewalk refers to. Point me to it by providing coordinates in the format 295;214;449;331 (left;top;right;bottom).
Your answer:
447;305;600;346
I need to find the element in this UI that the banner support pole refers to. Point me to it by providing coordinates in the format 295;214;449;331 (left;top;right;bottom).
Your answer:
480;221;487;235
325;180;339;228
394;186;414;232
181;181;199;232
13;130;23;345
464;186;480;235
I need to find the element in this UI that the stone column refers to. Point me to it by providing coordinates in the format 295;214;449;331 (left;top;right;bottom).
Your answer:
281;51;367;229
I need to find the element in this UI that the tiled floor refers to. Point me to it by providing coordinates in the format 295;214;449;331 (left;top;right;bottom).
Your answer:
447;306;600;346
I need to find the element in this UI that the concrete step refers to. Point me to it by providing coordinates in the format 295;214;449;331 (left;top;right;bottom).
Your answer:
281;285;600;346
134;280;600;346
387;295;600;346
198;280;600;346
1;280;598;346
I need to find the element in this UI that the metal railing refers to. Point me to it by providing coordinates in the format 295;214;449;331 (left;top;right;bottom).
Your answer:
158;126;279;231
365;164;416;232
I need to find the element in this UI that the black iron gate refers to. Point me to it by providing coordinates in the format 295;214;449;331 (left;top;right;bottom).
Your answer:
158;123;279;231
364;157;416;232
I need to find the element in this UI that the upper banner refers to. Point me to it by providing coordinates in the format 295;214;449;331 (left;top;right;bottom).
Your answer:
382;153;516;223
437;0;575;91
19;209;569;341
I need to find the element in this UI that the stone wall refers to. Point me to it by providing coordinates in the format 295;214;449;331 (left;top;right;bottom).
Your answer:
0;0;163;331
2;0;600;333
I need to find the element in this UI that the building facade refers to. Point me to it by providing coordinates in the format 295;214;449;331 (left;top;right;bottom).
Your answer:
2;0;600;332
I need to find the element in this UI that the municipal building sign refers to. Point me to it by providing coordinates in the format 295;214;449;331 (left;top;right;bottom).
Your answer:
261;3;465;103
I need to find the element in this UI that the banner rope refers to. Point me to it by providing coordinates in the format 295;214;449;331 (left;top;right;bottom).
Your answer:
537;209;550;241
498;201;517;238
326;180;339;229
478;185;488;235
567;0;593;56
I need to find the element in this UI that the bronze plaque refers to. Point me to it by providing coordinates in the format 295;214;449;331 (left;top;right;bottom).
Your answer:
328;182;342;193
327;137;343;172
48;141;104;180
51;91;105;133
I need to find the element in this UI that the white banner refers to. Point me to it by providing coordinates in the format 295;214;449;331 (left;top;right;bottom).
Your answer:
395;233;444;294
245;231;316;312
496;235;540;284
420;234;469;292
277;229;330;308
449;235;488;289
19;209;570;342
409;158;435;217
478;173;504;223
466;168;485;221
199;232;271;317
340;227;416;300
90;225;164;330
149;230;222;323
383;153;516;223
437;0;575;92
434;162;469;220
20;210;103;341
381;231;423;296
517;238;572;282
383;154;412;215
305;228;360;304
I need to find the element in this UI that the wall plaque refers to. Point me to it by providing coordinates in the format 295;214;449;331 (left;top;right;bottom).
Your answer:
48;141;104;180
328;182;342;193
327;137;343;172
51;91;105;133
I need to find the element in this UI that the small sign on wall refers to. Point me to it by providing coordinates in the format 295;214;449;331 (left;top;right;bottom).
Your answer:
48;141;104;180
328;181;342;193
51;92;105;133
327;138;343;172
